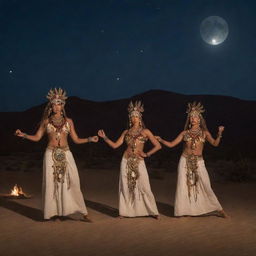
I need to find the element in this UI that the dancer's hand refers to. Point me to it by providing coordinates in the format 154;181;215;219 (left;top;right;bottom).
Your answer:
90;136;99;143
15;129;26;138
98;129;106;138
138;151;148;158
218;126;225;133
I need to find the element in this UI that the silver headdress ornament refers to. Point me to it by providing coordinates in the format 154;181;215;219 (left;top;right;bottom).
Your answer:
46;88;68;105
186;101;205;117
128;101;144;118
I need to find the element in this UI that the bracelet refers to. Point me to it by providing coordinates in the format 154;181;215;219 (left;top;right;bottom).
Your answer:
217;134;222;138
157;137;162;143
103;136;109;141
146;152;150;157
23;133;28;139
88;137;93;142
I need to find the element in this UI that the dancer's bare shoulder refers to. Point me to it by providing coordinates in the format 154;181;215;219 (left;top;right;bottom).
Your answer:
65;117;74;127
121;129;128;137
41;119;49;128
141;128;152;137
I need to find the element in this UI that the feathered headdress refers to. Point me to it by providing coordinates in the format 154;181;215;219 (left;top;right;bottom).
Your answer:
46;88;68;104
186;101;205;117
128;101;144;118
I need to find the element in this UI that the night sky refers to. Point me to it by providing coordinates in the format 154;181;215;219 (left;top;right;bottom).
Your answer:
1;0;256;111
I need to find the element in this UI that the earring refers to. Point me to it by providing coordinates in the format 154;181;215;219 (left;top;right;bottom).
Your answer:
48;107;52;116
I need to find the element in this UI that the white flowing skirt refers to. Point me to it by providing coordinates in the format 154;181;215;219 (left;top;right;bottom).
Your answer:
119;157;159;217
174;156;222;216
42;148;88;219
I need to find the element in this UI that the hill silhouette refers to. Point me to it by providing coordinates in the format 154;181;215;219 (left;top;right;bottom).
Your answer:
0;90;255;163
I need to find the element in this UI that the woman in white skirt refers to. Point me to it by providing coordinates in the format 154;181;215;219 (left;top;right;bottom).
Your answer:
157;102;228;218
15;88;98;221
98;101;161;219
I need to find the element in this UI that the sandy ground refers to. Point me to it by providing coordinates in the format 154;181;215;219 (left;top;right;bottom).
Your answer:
0;167;256;256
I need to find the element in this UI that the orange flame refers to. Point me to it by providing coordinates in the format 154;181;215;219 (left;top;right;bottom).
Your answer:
11;184;24;196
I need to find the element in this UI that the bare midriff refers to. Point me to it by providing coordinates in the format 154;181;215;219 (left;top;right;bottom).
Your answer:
46;121;70;148
123;133;148;160
182;141;204;156
124;142;145;160
47;132;69;148
182;129;206;156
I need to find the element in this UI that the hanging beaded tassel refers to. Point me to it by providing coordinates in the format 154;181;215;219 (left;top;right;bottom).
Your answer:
186;154;199;202
126;154;140;201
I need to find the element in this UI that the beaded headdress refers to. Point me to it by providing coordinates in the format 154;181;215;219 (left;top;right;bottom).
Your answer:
184;101;208;131
128;101;144;118
186;102;205;117
46;88;68;105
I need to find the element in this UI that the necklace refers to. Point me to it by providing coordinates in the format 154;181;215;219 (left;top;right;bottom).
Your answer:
188;128;203;150
50;116;66;146
52;116;63;121
128;127;142;137
126;127;143;153
190;127;201;134
50;116;65;129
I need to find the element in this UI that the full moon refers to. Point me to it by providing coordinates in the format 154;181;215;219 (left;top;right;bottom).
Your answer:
200;16;229;45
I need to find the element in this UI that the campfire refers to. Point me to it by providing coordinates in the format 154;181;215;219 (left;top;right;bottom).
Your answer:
3;184;31;199
11;184;24;196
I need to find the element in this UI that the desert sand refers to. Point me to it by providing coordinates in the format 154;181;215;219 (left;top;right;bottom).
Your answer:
0;167;256;256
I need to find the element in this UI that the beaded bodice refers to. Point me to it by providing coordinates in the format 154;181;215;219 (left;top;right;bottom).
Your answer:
46;120;70;134
125;129;148;147
183;129;205;150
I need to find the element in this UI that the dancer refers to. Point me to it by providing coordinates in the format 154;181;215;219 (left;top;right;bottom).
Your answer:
15;88;98;221
157;102;228;218
98;101;161;219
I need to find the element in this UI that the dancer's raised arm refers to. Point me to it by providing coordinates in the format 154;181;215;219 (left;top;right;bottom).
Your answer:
98;129;127;149
68;118;98;144
205;126;224;147
15;120;47;142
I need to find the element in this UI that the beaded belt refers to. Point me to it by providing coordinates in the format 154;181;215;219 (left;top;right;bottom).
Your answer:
47;145;70;151
182;153;203;160
47;146;71;198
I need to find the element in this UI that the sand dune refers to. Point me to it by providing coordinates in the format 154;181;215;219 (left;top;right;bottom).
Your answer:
0;168;256;256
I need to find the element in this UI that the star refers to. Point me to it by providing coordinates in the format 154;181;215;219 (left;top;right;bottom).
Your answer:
116;77;120;81
9;70;13;74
